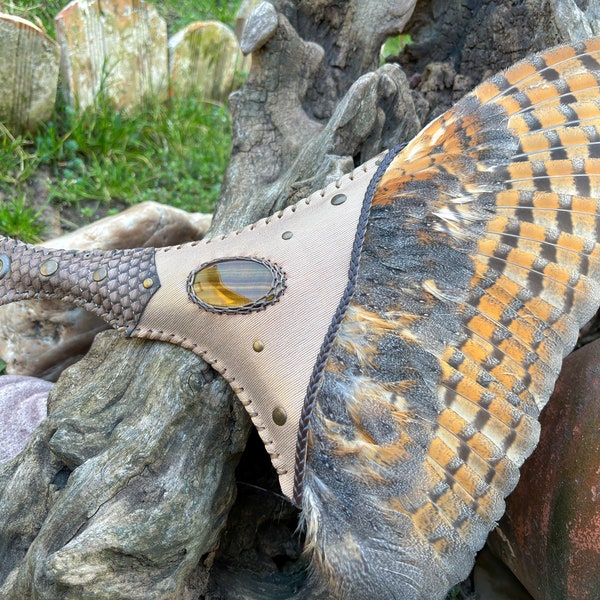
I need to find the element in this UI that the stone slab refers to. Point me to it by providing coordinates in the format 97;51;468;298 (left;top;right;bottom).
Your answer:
54;0;168;111
168;20;241;104
0;14;60;131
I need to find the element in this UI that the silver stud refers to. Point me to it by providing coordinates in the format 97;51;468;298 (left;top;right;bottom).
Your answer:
92;267;107;282
331;194;347;206
40;259;58;276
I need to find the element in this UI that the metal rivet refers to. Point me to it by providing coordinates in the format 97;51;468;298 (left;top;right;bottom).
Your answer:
282;231;293;240
40;259;58;276
0;254;9;280
331;194;347;206
272;406;287;426
253;340;264;352
142;277;154;289
92;267;107;282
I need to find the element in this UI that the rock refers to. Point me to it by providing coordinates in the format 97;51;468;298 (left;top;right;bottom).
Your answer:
0;202;212;381
0;375;52;463
240;1;278;55
0;303;107;382
234;0;262;41
488;339;600;600
44;201;212;250
54;0;168;111
0;14;60;131
168;21;241;104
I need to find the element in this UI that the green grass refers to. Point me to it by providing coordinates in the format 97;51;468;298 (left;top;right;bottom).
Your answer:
1;0;240;36
0;0;240;241
36;96;232;211
0;195;46;241
157;0;241;33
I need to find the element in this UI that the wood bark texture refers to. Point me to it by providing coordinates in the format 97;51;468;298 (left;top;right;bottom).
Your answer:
1;0;599;598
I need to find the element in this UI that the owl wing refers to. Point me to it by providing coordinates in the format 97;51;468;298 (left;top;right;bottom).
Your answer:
302;37;600;599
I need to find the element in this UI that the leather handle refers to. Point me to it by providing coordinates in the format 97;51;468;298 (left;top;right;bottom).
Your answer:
0;236;160;335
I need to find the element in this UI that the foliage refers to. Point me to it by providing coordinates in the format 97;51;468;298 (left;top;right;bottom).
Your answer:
34;95;232;212
157;0;240;33
1;0;240;36
0;195;46;242
0;0;240;239
380;33;412;64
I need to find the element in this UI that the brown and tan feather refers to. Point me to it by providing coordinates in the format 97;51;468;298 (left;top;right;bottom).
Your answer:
302;37;600;599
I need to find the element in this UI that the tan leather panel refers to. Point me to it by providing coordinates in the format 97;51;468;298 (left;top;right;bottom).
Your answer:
135;156;382;498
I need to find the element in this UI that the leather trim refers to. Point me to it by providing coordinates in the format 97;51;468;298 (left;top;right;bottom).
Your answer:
292;145;405;505
0;238;159;335
134;154;385;499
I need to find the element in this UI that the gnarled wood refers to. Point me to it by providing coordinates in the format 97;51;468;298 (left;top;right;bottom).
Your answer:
0;332;245;598
2;1;599;598
0;1;419;596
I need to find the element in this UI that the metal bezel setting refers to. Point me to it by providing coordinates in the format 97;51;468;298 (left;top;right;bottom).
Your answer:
186;256;287;315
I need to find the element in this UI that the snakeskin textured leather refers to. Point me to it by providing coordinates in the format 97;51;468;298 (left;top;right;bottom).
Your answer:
0;238;158;334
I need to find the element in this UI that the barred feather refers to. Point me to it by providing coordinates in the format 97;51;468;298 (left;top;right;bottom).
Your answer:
303;37;600;599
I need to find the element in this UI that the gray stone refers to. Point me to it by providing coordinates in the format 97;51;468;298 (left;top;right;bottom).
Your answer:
168;21;241;103
54;0;168;111
0;14;60;131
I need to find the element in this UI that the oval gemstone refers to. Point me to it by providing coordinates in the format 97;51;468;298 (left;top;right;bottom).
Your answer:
191;258;277;309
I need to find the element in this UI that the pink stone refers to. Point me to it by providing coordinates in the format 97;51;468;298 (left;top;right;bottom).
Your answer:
0;375;52;463
489;339;600;599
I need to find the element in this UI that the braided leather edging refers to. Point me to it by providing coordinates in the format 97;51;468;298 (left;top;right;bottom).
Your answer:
291;145;406;506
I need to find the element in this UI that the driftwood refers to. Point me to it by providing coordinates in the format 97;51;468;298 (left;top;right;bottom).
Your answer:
1;0;600;598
